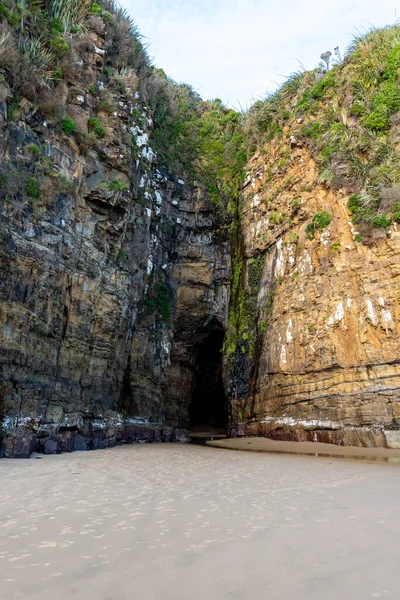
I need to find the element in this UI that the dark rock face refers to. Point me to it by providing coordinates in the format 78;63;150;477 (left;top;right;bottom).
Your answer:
4;431;37;459
0;34;230;458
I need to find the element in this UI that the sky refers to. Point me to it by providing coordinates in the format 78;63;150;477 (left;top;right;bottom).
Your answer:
122;0;399;109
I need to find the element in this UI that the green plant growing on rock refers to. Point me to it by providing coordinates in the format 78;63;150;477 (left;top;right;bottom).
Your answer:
350;101;364;116
372;214;392;228
88;117;105;137
0;2;19;26
108;179;129;192
46;0;93;31
362;107;390;132
313;211;332;229
50;35;69;56
300;121;321;139
26;177;40;200
143;296;155;315
155;282;172;324
306;211;332;239
269;211;284;224
18;36;53;75
347;193;362;214
61;118;76;135
27;144;40;157
51;67;63;80
89;2;102;14
291;198;301;213
99;99;114;116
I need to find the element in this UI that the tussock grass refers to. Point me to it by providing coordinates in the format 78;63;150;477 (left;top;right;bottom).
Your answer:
246;23;400;236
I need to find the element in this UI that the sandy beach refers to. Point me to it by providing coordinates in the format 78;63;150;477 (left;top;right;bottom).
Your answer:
207;436;400;463
1;444;400;600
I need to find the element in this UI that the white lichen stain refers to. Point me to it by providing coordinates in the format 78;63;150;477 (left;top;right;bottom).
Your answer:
286;319;294;343
280;344;287;365
132;129;148;147
287;244;296;267
275;239;285;278
298;249;313;276
364;297;378;326
327;302;344;327
139;175;147;189
348;221;360;240
142;146;155;162
162;340;170;356
381;309;394;330
320;230;331;248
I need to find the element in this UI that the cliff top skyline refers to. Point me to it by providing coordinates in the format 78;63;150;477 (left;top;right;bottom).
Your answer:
124;0;398;108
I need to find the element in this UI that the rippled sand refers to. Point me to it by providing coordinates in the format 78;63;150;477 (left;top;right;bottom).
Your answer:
1;444;399;600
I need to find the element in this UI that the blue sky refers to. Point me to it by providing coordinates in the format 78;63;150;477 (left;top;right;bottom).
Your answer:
123;0;398;108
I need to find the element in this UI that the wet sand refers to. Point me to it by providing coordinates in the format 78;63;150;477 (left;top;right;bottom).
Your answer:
1;444;400;600
207;437;400;464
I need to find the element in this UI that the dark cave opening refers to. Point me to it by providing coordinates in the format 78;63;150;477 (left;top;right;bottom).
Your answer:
189;330;228;430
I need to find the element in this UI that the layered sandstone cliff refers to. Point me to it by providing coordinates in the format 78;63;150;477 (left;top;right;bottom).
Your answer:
228;143;400;448
1;4;400;456
0;4;230;457
226;29;400;448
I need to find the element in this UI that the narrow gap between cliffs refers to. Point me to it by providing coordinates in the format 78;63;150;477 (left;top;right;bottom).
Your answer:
189;330;228;436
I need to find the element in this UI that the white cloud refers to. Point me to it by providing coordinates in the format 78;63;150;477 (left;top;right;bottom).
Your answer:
122;0;398;107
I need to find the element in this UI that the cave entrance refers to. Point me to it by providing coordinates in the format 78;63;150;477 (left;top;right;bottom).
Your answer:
189;330;228;431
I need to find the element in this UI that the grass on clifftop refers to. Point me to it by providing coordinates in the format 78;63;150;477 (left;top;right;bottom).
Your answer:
0;0;246;210
245;24;400;241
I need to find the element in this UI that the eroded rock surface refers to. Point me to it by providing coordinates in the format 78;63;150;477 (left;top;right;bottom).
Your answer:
228;143;400;448
2;11;400;456
0;30;230;457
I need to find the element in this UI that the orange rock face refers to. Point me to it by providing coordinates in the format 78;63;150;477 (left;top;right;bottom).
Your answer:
228;141;400;448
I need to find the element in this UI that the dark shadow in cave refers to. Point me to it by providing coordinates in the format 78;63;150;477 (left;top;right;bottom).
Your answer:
189;330;228;430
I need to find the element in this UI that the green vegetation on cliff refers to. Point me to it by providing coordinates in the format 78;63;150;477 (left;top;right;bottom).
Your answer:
225;23;400;364
151;83;246;206
0;0;246;209
2;3;400;365
245;24;400;240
